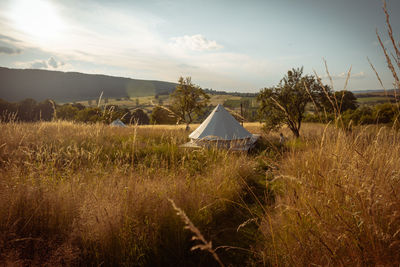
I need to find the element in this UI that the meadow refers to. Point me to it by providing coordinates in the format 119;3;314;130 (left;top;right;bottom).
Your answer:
0;121;273;266
0;121;399;266
356;96;395;105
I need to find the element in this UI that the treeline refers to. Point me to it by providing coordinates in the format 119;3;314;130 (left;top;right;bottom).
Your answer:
57;104;150;124
305;102;400;126
203;88;257;97
0;98;150;124
0;98;55;122
223;98;258;121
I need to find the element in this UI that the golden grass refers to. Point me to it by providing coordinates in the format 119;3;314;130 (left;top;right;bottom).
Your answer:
137;123;200;130
260;124;400;266
137;122;262;133
1;121;399;266
0;121;263;266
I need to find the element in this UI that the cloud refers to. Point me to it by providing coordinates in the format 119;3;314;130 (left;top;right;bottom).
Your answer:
47;56;64;68
0;34;20;43
325;71;366;80
31;60;48;69
0;46;22;54
352;72;366;79
170;34;223;51
0;2;266;91
177;63;199;69
17;57;65;69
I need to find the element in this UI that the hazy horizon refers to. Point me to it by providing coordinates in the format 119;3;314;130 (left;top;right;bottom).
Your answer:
0;0;399;93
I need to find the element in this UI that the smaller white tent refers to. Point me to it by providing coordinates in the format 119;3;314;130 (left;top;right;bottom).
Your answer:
110;119;127;127
184;104;258;151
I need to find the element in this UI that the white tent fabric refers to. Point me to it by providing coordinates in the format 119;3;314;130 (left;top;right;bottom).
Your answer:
189;104;252;141
110;119;127;127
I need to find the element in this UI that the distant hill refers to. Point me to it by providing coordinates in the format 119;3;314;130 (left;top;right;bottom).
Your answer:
0;67;177;102
353;89;399;97
352;89;385;94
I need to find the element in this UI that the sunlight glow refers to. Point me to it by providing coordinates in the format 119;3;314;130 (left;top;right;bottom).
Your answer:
9;0;65;45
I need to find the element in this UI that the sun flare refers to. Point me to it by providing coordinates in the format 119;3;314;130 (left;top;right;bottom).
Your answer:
9;0;65;44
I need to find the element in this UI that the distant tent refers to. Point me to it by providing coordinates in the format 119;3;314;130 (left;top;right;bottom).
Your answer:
183;104;258;151
110;119;127;127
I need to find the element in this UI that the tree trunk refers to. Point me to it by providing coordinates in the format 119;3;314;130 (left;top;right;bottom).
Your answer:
292;128;300;138
186;115;192;131
287;119;300;138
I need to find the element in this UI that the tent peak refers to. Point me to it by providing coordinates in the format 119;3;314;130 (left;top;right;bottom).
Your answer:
188;104;251;140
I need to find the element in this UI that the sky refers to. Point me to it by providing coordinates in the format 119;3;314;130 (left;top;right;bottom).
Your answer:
0;0;399;93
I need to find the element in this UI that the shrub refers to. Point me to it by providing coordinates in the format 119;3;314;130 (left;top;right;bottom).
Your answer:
150;106;177;124
342;106;373;125
373;103;399;124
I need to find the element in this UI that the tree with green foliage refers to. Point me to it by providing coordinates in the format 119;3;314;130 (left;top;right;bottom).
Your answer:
18;98;37;122
257;67;328;137
170;77;210;130
71;103;86;110
131;109;150;125
373;103;400;124
342;106;374;125
341;103;400;126
321;90;358;113
150;106;177;124
35;99;54;121
75;107;102;123
0;98;18;122
335;90;358;112
57;104;79;121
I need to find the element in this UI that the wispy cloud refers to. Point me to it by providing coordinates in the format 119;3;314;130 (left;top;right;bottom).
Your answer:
16;56;65;69
30;60;49;69
170;34;223;51
47;56;64;68
324;71;366;80
352;72;366;79
0;46;21;54
0;34;20;43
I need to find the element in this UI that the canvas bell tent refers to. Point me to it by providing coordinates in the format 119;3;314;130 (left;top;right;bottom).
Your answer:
184;104;258;151
110;119;127;127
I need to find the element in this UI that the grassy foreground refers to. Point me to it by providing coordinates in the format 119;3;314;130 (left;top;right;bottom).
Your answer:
0;122;399;266
0;121;270;266
260;124;400;266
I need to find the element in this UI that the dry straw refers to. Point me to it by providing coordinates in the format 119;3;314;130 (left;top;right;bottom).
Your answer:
168;198;225;267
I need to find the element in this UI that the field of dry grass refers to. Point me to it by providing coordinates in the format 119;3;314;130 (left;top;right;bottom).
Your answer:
260;124;400;266
0;121;272;266
1;121;399;266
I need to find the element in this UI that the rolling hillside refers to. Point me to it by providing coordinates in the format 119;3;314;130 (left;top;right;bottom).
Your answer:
0;67;177;102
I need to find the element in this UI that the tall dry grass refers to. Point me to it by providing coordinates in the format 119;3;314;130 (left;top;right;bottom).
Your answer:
0;121;266;266
256;3;397;265
2;121;399;266
259;124;400;266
